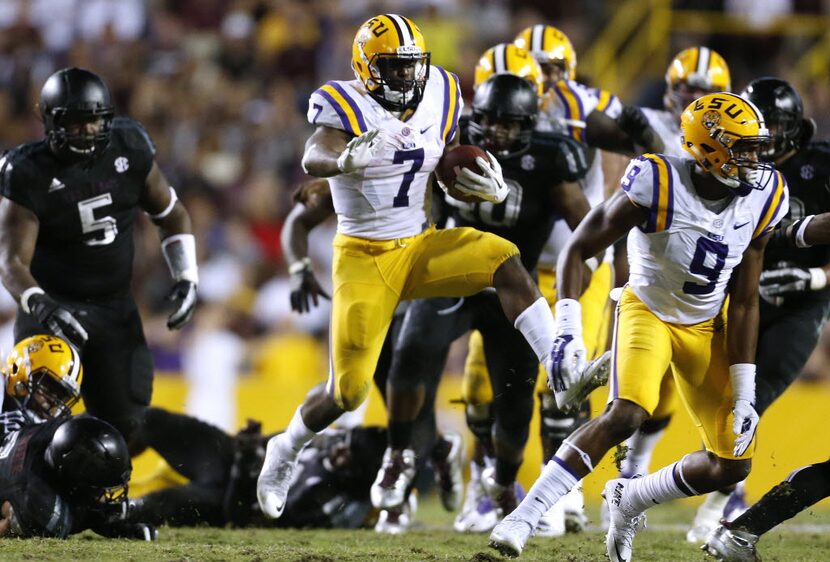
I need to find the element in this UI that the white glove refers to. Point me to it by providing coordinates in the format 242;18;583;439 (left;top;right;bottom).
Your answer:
759;265;827;299
452;151;509;203
732;399;759;457
546;299;586;393
336;129;382;173
729;364;758;457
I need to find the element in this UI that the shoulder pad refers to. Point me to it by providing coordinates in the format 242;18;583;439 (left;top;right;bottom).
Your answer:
621;154;675;233
0;142;47;206
308;81;368;137
111;117;156;158
526;131;590;181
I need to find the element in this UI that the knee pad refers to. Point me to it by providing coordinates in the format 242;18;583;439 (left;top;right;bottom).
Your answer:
539;392;589;443
465;403;493;444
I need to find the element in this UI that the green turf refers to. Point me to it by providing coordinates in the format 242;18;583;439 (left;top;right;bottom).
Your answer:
3;499;828;561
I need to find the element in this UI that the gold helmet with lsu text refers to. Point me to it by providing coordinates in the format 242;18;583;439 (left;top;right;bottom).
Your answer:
4;335;83;419
474;43;544;96
514;24;577;82
681;92;773;196
665;46;731;118
351;14;430;112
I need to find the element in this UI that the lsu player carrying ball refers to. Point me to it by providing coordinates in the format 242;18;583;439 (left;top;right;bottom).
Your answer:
489;92;788;561
257;14;581;521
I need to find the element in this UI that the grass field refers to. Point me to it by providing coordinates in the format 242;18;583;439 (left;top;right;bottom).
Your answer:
4;497;829;561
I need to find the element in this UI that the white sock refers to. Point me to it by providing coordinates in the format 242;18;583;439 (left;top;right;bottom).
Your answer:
623;458;697;513
280;406;316;459
621;428;666;477
512;456;578;526
514;297;556;363
470;460;484;483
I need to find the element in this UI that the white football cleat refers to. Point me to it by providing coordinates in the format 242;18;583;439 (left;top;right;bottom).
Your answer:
454;474;499;533
603;478;647;562
687;498;727;543
561;481;588;533
370;448;416;509
535;500;565;538
256;435;299;519
375;493;418;535
433;432;465;512
701;524;760;562
554;350;611;411
489;514;535;558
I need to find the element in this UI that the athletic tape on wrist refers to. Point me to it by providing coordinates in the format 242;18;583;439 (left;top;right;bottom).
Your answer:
161;234;199;283
795;215;815;248
20;287;45;315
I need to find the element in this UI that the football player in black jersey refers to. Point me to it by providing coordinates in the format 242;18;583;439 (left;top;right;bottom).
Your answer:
370;74;606;526
0;68;198;450
0;415;155;540
686;77;830;540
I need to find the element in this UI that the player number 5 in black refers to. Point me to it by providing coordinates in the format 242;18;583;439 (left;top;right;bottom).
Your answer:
78;194;118;246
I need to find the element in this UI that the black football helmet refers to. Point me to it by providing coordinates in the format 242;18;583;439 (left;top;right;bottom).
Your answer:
740;77;810;161
469;73;538;158
45;416;131;506
38;67;114;160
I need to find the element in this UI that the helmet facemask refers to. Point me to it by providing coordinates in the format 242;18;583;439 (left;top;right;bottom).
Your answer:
762;110;801;161
469;111;534;158
705;131;774;196
364;49;430;112
46;109;114;160
667;81;716;121
24;370;80;420
538;60;567;92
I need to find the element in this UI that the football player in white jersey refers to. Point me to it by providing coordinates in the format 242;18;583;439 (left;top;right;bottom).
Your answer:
601;46;734;527
489;92;788;561
256;14;579;522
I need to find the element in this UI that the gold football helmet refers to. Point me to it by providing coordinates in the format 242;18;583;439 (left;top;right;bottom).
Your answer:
4;335;83;419
474;43;544;96
665;47;731;119
351;14;430;112
681;92;772;195
514;24;576;86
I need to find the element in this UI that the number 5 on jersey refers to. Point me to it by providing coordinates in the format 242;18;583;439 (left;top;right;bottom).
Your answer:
78;194;118;246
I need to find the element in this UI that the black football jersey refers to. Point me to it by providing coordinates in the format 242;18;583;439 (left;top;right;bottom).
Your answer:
765;141;830;271
0;419;72;537
451;118;588;272
0;118;156;300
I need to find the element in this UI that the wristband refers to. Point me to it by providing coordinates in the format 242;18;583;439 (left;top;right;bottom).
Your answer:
161;234;199;284
146;187;179;221
795;215;815;248
554;298;582;335
289;257;312;275
20;287;45;314
809;267;827;290
729;363;756;404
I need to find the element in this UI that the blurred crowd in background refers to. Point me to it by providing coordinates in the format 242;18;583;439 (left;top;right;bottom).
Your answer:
1;0;830;430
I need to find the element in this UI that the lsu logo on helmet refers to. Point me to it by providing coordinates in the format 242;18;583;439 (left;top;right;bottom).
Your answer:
4;334;83;418
351;14;430;112
514;24;577;81
474;43;544;96
681;92;773;195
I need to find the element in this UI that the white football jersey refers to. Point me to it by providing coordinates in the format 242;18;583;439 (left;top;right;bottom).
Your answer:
641;107;686;158
307;66;462;239
536;81;622;269
622;154;789;324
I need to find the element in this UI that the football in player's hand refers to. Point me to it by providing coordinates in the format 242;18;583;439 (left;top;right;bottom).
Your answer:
436;145;489;203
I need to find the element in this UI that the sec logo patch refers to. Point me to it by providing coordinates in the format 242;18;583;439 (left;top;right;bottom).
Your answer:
115;157;130;173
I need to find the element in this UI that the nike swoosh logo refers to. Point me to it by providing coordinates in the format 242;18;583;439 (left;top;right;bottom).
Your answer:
420;124;433;134
733;221;750;229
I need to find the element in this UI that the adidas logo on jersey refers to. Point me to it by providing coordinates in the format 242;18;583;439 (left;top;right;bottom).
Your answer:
48;178;65;192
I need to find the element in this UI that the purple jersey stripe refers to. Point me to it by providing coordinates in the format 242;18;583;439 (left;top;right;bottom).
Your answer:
446;72;461;142
644;157;660;232
655;154;674;230
317;88;357;136
437;67;450;140
327;81;367;133
754;171;780;237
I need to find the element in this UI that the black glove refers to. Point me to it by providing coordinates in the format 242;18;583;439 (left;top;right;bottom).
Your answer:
166;280;197;330
95;519;158;541
759;262;827;305
290;269;330;314
27;293;88;349
617;105;652;147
